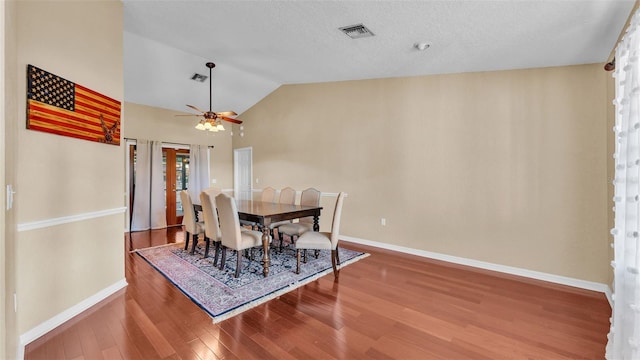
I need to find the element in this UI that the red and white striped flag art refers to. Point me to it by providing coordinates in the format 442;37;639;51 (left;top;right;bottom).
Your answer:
26;64;121;145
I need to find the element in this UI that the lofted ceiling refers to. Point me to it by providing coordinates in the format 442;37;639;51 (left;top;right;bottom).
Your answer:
123;0;635;117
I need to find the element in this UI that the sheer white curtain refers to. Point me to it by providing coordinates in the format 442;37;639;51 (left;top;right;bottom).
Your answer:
607;10;640;360
131;139;167;231
188;144;210;202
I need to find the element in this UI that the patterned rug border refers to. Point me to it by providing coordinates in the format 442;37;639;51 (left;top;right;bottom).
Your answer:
129;242;178;253
134;243;369;323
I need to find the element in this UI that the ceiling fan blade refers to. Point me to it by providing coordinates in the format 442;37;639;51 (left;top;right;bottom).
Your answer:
220;116;243;124
175;114;202;117
215;111;238;117
186;104;205;113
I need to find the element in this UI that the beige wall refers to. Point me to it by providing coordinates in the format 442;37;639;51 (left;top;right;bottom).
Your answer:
13;0;124;341
236;64;610;283
4;0;19;358
123;102;235;190
1;2;5;350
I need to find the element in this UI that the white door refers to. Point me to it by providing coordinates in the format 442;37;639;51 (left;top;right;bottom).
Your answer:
234;147;253;201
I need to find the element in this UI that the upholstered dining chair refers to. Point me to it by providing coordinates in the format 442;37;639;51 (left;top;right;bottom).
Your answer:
295;192;346;278
216;193;270;278
180;190;205;255
199;188;222;265
261;186;276;203
270;187;297;241
199;186;221;226
277;188;321;252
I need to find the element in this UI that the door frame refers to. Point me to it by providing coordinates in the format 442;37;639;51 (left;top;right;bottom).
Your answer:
234;147;253;201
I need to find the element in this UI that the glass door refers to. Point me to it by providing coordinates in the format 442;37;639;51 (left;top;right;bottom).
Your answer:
164;148;190;226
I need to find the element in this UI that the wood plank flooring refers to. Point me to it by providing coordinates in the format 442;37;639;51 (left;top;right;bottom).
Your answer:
24;228;611;359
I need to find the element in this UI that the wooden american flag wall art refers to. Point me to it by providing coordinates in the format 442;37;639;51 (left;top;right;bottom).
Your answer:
26;64;121;145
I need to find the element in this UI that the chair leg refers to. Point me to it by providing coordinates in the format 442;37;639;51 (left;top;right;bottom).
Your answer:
335;245;341;265
184;231;190;250
280;233;296;253
219;246;226;270
235;250;242;278
296;249;301;274
303;249;307;263
331;249;340;279
314;250;320;259
204;237;211;258
213;241;221;266
270;228;276;248
190;234;198;254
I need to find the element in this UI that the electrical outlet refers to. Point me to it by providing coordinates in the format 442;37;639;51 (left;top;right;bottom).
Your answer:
381;218;386;226
211;178;217;184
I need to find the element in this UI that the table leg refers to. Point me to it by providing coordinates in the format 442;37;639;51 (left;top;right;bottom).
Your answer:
313;215;320;232
262;226;270;277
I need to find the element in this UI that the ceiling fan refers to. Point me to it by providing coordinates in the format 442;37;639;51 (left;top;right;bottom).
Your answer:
177;62;242;132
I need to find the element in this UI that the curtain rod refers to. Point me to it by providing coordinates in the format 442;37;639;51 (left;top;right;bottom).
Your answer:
124;138;215;149
604;2;640;72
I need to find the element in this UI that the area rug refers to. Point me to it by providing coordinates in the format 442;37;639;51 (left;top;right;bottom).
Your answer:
135;242;368;323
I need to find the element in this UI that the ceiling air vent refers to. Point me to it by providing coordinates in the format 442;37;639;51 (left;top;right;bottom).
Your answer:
339;23;375;39
191;73;208;82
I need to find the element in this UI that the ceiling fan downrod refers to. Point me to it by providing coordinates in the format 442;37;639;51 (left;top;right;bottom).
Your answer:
206;62;215;114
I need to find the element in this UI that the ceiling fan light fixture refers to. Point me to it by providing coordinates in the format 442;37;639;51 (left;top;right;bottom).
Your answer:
216;124;225;131
195;121;206;130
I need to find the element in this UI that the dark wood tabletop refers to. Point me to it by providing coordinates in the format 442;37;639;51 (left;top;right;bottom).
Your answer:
235;200;322;227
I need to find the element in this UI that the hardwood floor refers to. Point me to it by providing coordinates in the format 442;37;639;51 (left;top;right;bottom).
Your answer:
25;228;611;359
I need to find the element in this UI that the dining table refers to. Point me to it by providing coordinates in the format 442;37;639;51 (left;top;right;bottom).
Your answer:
194;199;323;277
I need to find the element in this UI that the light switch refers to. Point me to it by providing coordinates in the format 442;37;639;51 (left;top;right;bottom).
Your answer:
6;184;15;210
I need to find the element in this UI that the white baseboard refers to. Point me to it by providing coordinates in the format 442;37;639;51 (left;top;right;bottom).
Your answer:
604;285;613;308
17;278;128;359
341;235;611;295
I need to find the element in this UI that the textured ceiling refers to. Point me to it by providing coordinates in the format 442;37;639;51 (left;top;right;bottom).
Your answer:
123;0;635;116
